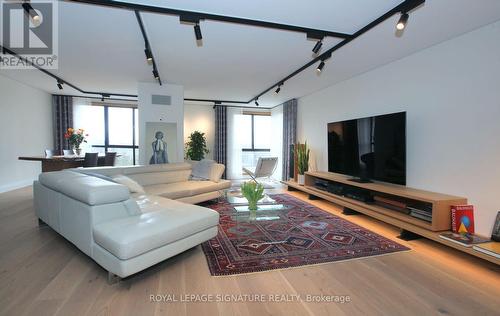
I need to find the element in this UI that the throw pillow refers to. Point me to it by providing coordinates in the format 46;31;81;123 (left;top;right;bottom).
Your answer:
112;175;145;194
191;159;215;180
209;164;225;183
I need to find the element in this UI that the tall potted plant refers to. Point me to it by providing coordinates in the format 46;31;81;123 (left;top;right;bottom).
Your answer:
185;131;209;161
296;141;310;185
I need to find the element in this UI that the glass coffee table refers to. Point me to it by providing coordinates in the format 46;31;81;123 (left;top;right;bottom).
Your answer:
226;193;290;222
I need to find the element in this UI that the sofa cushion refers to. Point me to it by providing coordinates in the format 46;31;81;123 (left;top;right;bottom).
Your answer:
112;175;145;194
39;171;130;206
143;180;231;199
127;169;192;186
92;197;219;260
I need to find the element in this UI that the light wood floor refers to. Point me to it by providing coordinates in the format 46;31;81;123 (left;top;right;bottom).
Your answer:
1;186;499;316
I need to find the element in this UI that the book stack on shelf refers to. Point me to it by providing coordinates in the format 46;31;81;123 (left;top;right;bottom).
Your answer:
373;196;408;214
439;207;500;261
438;232;489;247
471;211;500;259
473;243;500;259
439;204;489;246
373;195;433;222
408;206;432;222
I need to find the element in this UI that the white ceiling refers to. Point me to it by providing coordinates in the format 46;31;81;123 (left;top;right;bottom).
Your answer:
1;0;500;107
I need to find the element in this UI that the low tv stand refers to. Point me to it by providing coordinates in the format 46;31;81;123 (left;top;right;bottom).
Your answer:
283;171;499;265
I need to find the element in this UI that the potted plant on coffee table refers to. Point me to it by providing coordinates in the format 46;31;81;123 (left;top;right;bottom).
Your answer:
185;131;209;161
241;181;265;220
296;141;310;185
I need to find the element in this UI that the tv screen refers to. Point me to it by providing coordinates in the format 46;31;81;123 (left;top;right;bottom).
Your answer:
327;112;406;185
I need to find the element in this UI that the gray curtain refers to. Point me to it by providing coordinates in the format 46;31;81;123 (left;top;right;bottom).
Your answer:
282;99;297;180
214;105;227;179
52;95;73;155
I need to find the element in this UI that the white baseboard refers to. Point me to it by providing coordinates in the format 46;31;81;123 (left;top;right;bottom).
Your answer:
0;179;33;194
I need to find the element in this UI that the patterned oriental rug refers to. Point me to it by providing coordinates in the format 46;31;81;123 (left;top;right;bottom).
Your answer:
201;194;409;276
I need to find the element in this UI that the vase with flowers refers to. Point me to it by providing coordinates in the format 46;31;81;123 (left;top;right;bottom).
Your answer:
64;128;88;156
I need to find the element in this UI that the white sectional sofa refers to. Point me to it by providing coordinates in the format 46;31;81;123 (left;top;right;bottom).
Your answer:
33;162;230;282
77;162;230;204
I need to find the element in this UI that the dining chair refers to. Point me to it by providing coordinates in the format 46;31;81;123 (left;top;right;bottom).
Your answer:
83;153;99;167
104;152;117;166
63;149;74;156
45;149;54;158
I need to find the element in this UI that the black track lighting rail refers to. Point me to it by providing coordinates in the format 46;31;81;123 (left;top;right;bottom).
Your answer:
0;45;137;98
135;11;162;86
2;0;424;107
250;0;425;102
65;0;352;40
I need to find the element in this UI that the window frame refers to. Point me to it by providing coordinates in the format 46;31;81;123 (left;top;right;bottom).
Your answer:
91;106;139;164
241;112;271;153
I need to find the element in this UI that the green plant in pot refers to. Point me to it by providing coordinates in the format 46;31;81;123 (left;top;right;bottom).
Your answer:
241;181;265;219
185;131;209;161
296;141;310;185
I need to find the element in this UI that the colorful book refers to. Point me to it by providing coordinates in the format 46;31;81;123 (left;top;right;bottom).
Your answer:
473;243;500;259
439;232;489;247
451;205;474;234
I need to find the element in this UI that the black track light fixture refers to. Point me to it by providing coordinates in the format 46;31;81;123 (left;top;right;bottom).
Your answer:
312;40;323;54
194;23;203;41
316;53;331;73
254;98;259;106
316;60;325;73
275;82;283;94
22;2;41;26
396;12;409;31
152;69;159;79
144;48;153;63
57;80;63;90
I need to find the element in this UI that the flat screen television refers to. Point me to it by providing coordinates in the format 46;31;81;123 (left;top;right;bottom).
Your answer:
327;112;406;185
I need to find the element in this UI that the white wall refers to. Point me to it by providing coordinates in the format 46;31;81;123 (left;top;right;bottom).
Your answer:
297;22;500;236
184;104;215;160
0;75;52;193
138;82;184;164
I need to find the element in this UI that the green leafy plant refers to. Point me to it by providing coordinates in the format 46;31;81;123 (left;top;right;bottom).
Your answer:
185;131;209;161
296;141;310;175
241;181;264;211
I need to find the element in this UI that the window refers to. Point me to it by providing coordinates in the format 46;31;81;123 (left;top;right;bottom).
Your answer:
242;113;271;152
73;104;138;165
241;113;272;171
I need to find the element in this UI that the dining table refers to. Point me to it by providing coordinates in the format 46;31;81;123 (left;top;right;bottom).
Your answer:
18;154;116;172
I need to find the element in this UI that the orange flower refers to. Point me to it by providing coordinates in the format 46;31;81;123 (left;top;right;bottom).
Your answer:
67;128;74;134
